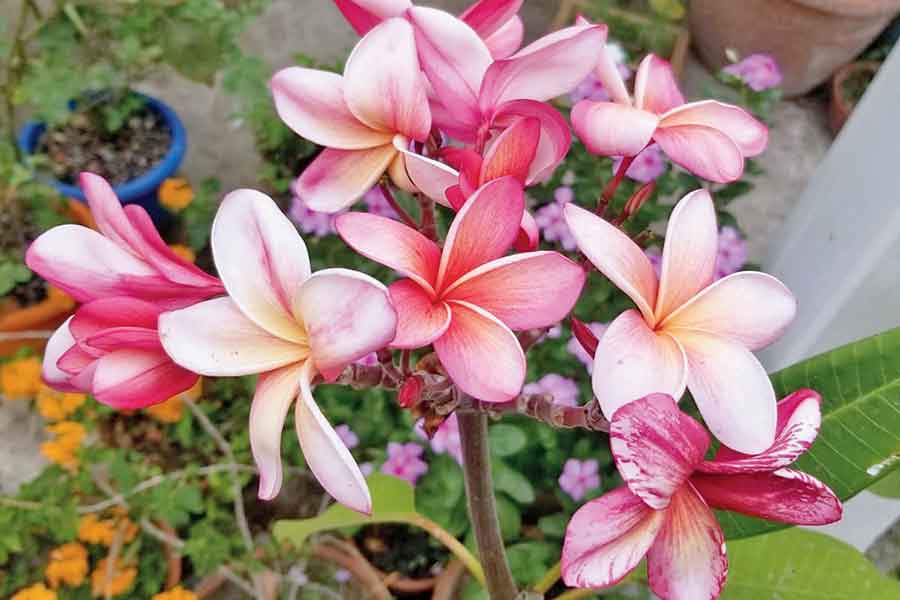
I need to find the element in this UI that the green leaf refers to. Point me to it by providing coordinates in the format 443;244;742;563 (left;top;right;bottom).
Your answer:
492;460;535;504
648;0;686;20
506;542;557;586
721;528;900;598
868;468;900;498
495;494;522;542
273;474;417;549
537;513;568;539
719;327;900;539
489;424;527;457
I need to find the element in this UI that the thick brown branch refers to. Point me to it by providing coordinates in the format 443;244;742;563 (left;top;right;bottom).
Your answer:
458;393;610;433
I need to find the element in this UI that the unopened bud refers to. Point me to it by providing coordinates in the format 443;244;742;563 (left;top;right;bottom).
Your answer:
398;376;424;409
571;317;599;358
623;182;656;221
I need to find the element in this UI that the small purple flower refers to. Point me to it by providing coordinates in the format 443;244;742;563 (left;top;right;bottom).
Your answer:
415;414;463;464
715;226;748;279
334;569;352;584
566;322;608;372
612;144;666;183
545;324;563;339
559;458;601;501
535;187;578;250
523;374;581;407
334;424;359;450
381;442;429;485
723;53;783;92
561;170;576;186
363;186;398;219
290;183;340;237
355;352;379;367
360;462;374;477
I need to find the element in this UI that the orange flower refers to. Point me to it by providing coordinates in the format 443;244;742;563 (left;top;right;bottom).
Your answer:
45;542;88;588
40;421;86;471
46;286;76;310
144;379;201;424
77;512;139;546
168;244;196;264
1;356;43;399
91;558;137;597
36;384;87;421
152;586;198;600
11;583;57;600
159;178;195;211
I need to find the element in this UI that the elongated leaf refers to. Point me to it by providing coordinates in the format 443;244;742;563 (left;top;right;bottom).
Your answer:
722;528;900;599
719;327;900;539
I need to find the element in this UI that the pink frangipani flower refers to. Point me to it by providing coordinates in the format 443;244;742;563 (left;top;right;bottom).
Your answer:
159;189;398;513
562;392;841;597
289;189;340;237
572;53;768;182
337;177;586;402
270;18;432;212
559;458;601;501
565;190;796;453
382;441;429;485
523;374;580;407
723;53;783;92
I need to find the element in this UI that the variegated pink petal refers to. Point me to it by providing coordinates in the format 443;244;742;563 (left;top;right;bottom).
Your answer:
294;145;397;213
42;319;83;392
660;100;768;156
212;189;310;343
443;251;585;330
344;18;431;140
270;68;392;149
387;279;452;349
646;484;727;600
250;361;304;500
332;0;410;35
654;189;718;322
480;116;541;185
293;268;397;380
634;54;685;115
491;99;571;184
561;487;666;589
69;297;162;341
662;271;797;350
58;344;98;374
610;394;711;509
677;330;777;455
159;297;309;377
437;177;524;291
700;389;822;474
84;327;163;352
691;468;842;525
563;203;658;322
393;139;460;206
91;349;199;410
460;0;522;40
592;310;688;419
296;361;372;514
571;101;658;158
435;300;525;402
482;14;523;59
335;212;442;293
653;124;745;183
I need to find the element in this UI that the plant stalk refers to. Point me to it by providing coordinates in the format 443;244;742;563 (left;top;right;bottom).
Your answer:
596;156;634;216
457;410;518;599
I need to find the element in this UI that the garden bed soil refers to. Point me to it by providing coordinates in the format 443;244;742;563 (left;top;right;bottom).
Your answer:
356;523;447;583
38;106;170;186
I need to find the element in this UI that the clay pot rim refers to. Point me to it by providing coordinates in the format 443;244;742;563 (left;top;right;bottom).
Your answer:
790;0;900;19
832;60;882;108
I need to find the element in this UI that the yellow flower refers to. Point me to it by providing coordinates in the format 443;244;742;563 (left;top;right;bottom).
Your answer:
144;379;201;424
159;178;194;211
91;558;137;598
152;586;198;600
45;542;88;588
11;583;57;600
78;512;139;546
168;244;196;264
1;356;43;399
41;421;86;471
36;384;87;421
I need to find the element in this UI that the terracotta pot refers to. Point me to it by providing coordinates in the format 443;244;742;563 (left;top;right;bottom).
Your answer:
689;0;900;96
829;61;881;134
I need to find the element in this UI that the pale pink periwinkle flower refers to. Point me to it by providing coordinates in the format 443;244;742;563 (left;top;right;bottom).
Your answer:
289;191;340;237
381;442;429;485
566;322;608;373
559;458;601;501
565;190;797;453
334;569;352;584
360;462;374;477
723;53;783;92
715;226;748;279
335;424;360;450
534;189;578;251
363;186;399;219
523;374;580;407
611;144;666;183
416;414;464;464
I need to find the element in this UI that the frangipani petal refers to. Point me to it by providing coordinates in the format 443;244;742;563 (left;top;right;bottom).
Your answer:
444;252;585;331
293;268;397;379
387;279;452;348
678;331;777;455
296;361;372;514
482;14;523;59
562;487;666;589
344;18;431;140
250;362;304;500
492;99;571;184
332;0;410;36
663;271;797;350
691;468;842;525
270;68;392;149
460;0;522;41
43;319;82;392
212;189;310;343
660;100;768;157
655;189;718;321
646;485;727;600
394;141;460;206
515;210;540;252
480;116;541;185
634;54;685;114
610;394;711;509
591;36;631;105
336;212;441;293
294;146;397;213
69;297;162;340
91;349;198;410
435;301;525;402
571;101;658;158
653;124;745;183
84;327;164;352
564;203;657;322
159;298;309;377
592;310;688;419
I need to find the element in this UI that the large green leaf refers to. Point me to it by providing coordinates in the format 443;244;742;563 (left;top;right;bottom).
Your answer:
722;528;900;599
720;327;900;539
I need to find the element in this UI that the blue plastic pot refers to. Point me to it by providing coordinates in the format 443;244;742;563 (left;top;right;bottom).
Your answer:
18;93;186;225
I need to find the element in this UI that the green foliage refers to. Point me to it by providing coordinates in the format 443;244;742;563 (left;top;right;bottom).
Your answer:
869;469;900;498
506;541;557;586
0;257;32;296
180;178;221;251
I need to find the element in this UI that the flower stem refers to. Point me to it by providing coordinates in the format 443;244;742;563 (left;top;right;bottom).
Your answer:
417;192;438;241
596;156;634;216
380;183;418;229
457;410;518;599
400;513;486;586
532;561;561;594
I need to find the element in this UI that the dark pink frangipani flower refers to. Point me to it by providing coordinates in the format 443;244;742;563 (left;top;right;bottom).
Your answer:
562;391;841;599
